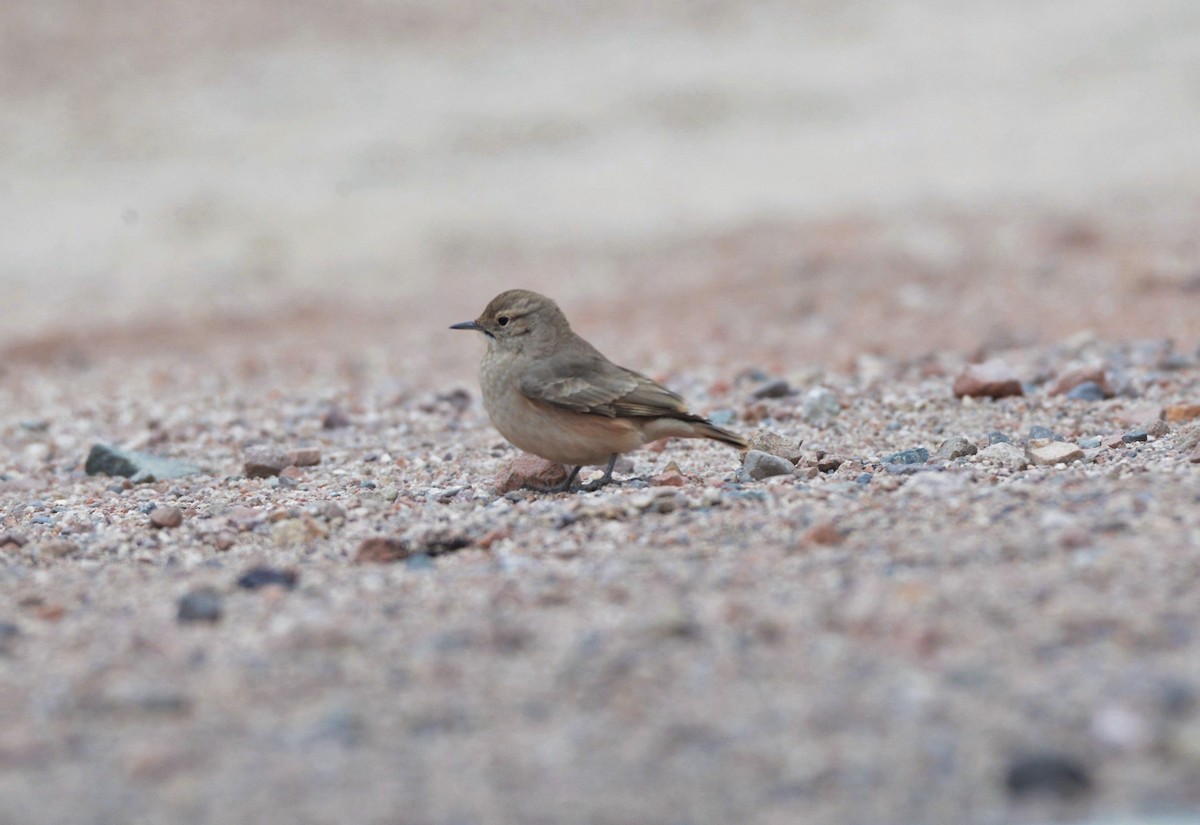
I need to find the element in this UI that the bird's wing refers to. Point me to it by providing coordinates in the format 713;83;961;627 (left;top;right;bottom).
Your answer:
519;353;697;420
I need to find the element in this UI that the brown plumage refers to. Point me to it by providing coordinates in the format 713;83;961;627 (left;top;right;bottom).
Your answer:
451;289;746;492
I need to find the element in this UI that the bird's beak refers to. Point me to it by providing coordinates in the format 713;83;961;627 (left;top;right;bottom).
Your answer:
450;320;483;332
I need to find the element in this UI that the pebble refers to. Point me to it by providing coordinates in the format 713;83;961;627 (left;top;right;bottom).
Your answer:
1050;364;1113;397
650;464;686;487
978;442;1028;469
35;539;79;559
801;387;841;424
934;436;977;460
0;532;27;550
243;446;292;478
321;407;351;429
1191;445;1200;464
815;453;848;473
356;537;409;563
1122;430;1148;443
988;431;1011;444
288;447;322;467
884;448;929;465
1165;403;1200;422
1065;381;1109;402
739;450;795;481
1078;437;1101;448
1026;439;1085;466
148;506;183;529
1027;426;1063;442
1142;418;1170;438
236;567;298;590
751;379;792;399
177;589;222;623
747;430;804;464
85;444;202;483
952;359;1023;399
494;454;569;494
1003;753;1092;799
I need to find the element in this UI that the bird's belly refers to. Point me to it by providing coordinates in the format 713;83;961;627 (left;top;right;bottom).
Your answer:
485;392;644;467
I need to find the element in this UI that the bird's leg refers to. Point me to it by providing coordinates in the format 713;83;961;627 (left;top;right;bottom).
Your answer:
580;454;618;492
550;465;583;493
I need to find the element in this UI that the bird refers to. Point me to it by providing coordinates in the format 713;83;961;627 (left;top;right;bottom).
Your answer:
451;289;746;492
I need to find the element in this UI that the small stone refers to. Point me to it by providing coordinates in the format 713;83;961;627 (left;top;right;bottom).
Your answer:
321;407;352;429
1165;404;1200;423
815;453;848;473
85;444;202;483
177;589;222;623
747;430;804;464
212;532;236;552
707;409;737;426
1078;437;1101;448
148;506;183;529
953;360;1023;399
751;379;792;399
494;454;569;494
1065;382;1109;402
35;539;78;559
1050;364;1113;398
803;522;844;546
739;450;795;481
1026;439;1085;466
979;442;1028;469
0;532;28;550
271;517;327;546
1115;403;1164;427
236;567;297;590
288;447;322;467
801;387;841;424
1142;419;1170;438
1004;753;1092;800
1122;430;1148;443
1028;426;1063;442
885;448;929;465
243;446;292;478
356;537;409;563
988;431;1011;445
934;436;977;460
650;464;686;487
1191;445;1200;464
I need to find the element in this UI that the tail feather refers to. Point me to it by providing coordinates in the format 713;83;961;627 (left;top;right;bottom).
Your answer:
693;420;747;449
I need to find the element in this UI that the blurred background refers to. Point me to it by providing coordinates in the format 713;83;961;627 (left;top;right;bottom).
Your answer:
3;0;1199;366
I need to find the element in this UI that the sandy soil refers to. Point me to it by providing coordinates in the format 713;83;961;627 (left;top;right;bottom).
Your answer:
2;1;1200;823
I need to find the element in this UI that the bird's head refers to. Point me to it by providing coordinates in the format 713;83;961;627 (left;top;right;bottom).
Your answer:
450;289;570;351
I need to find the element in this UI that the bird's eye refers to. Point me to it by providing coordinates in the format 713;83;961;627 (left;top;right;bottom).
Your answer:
497;316;510;326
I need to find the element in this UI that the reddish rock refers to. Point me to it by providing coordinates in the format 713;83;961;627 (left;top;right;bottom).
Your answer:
953;360;1024;399
1049;364;1114;397
494;454;569;493
1026;440;1085;466
356;536;409;563
803;522;844;546
1166;404;1200;423
651;467;686;487
148;506;183;528
0;532;27;551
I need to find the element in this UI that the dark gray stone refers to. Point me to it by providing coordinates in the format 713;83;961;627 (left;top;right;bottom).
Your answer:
1027;426;1063;441
935;436;978;460
1122;430;1149;443
988;431;1011;445
177;589;222;623
85;444;202;483
751;379;793;399
1065;381;1108;401
1004;753;1092;799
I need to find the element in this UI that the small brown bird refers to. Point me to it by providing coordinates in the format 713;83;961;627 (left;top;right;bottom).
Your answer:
451;289;746;492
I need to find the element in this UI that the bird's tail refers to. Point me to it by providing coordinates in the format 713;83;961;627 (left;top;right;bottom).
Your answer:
693;420;748;449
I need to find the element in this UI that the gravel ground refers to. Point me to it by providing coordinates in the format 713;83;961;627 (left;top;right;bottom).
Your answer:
3;207;1200;824
4;1;1200;823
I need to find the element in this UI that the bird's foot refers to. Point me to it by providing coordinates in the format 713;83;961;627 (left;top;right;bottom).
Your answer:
576;454;618;493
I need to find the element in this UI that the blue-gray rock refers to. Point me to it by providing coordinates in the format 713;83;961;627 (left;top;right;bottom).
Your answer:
1028;426;1063;442
1065;381;1108;402
1078;437;1102;448
884;447;929;465
85;444;202;483
739;450;796;481
707;409;737;426
1122;429;1149;443
988;431;1011;445
237;567;298;590
1004;753;1092;799
177;589;223;623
